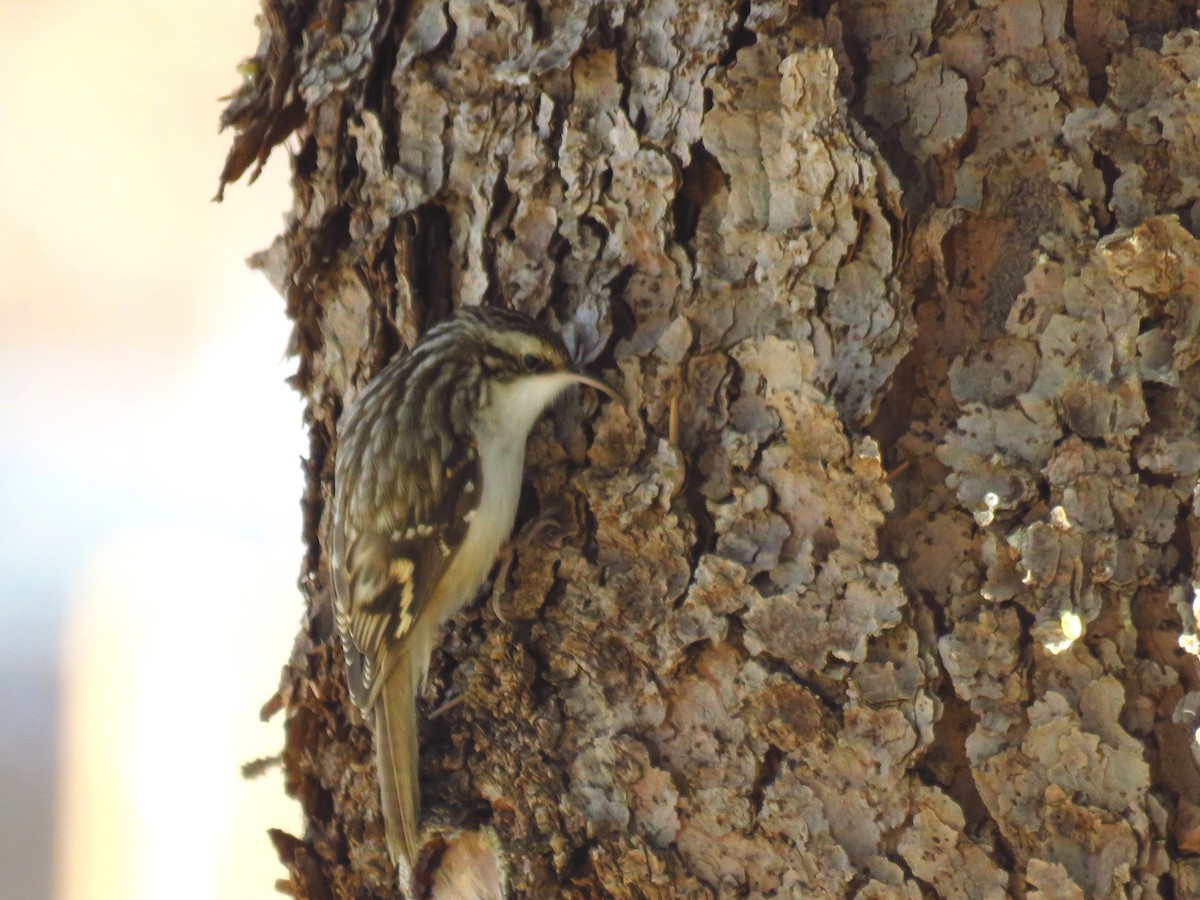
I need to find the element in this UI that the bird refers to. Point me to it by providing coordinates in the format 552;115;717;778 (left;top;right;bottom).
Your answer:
329;305;619;877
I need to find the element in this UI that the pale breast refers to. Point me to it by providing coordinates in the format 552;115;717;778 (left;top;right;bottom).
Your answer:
427;372;577;626
427;432;525;626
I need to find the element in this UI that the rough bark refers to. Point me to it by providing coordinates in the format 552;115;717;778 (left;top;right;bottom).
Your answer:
221;1;1200;897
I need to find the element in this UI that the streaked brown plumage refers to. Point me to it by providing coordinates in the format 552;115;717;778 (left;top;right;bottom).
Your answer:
330;306;617;878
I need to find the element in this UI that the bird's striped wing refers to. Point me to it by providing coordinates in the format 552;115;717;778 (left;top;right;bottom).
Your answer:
331;437;480;712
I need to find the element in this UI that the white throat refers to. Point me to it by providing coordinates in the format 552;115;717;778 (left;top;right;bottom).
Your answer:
478;372;580;444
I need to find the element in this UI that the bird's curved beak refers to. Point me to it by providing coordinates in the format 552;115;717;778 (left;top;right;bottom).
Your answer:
566;370;624;406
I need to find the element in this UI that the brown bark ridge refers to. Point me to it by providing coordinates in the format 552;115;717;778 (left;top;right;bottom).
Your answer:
220;1;1200;897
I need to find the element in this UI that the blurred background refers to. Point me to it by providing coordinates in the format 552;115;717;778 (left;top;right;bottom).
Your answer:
0;1;304;897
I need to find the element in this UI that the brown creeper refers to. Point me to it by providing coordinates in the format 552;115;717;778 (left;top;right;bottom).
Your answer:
330;306;618;875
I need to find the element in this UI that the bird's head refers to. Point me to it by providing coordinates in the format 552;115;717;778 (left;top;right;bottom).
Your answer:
448;307;621;434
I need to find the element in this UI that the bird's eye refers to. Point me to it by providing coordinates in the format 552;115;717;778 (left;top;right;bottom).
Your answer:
522;353;543;372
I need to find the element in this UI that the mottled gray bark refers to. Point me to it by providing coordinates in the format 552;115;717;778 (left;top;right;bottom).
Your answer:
222;1;1200;897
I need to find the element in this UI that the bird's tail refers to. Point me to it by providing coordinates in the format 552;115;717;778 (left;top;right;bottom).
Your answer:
375;661;421;875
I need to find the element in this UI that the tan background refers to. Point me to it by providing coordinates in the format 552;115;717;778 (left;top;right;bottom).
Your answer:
0;1;301;896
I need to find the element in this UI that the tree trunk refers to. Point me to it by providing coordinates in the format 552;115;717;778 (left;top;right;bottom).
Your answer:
220;1;1200;897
